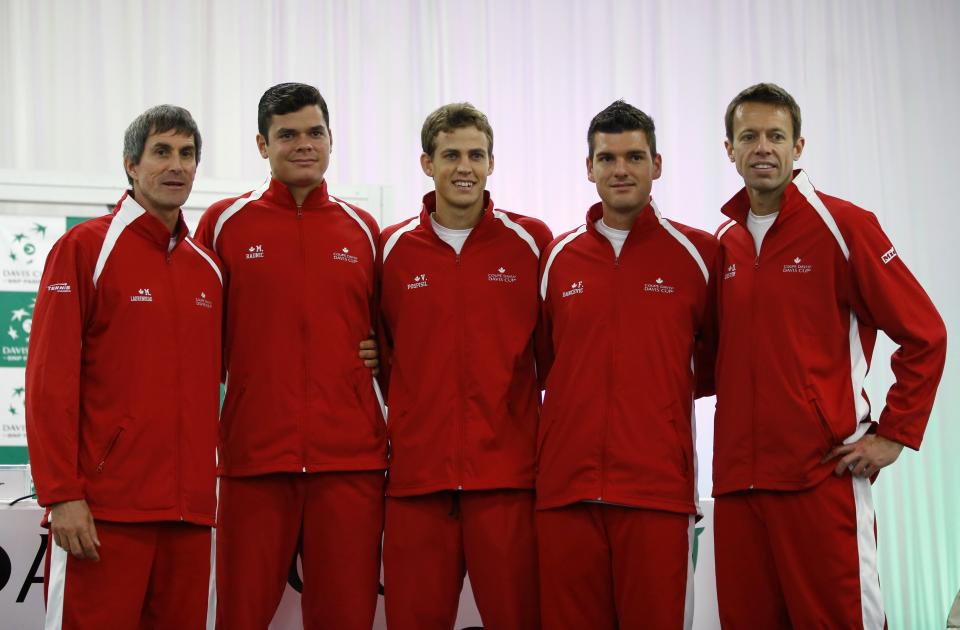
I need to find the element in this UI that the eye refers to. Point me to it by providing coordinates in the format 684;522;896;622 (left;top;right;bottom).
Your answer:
470;151;485;160
311;129;324;138
278;131;293;140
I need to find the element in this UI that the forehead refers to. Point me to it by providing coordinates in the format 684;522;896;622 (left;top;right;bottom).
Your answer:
145;128;195;148
269;104;326;133
732;102;794;135
592;130;651;154
433;126;490;153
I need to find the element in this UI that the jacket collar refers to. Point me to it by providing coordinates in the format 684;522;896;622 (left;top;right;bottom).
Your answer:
418;190;495;234
261;177;331;210
585;198;661;239
115;191;187;249
721;169;812;224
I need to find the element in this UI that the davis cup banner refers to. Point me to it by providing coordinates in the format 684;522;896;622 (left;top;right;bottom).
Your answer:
0;216;67;466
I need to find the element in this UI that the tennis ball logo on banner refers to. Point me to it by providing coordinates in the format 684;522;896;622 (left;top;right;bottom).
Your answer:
0;370;26;447
2;222;49;288
3;385;25;442
0;217;65;292
0;294;33;367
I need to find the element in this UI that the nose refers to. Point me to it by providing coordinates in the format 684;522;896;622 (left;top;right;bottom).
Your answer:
613;157;629;176
455;156;472;172
755;135;772;154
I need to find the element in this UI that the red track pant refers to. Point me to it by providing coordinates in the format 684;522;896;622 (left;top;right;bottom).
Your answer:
43;520;212;630
383;489;539;630
714;473;886;629
215;470;385;630
536;503;694;630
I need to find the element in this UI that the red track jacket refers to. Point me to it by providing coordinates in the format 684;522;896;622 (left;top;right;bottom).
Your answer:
377;192;552;496
195;178;387;477
713;170;947;495
537;201;719;514
26;192;223;525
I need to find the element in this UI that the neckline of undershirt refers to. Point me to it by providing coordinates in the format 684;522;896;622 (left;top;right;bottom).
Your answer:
430;213;474;236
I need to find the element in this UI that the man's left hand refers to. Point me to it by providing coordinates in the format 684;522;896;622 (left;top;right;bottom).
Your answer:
822;434;904;477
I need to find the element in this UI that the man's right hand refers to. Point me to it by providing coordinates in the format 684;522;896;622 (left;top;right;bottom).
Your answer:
50;499;100;561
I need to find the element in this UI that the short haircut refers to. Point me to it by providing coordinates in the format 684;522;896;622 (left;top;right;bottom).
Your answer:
258;82;330;141
587;100;657;159
122;105;202;185
725;82;802;142
421;103;494;157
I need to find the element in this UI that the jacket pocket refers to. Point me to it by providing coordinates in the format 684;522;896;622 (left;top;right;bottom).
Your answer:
354;376;386;436
806;385;837;448
96;425;125;473
664;401;690;476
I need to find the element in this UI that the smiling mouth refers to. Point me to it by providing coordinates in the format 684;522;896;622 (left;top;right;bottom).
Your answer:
750;163;777;171
453;181;475;190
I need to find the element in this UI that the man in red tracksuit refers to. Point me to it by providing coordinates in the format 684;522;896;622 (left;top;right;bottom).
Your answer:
536;100;719;629
378;102;552;629
194;83;386;630
26;105;222;629
712;83;947;629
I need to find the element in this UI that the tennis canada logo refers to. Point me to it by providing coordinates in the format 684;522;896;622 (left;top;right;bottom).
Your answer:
487;266;517;283
782;256;812;273
724;263;737;280
332;247;359;264
130;288;153;302
0;293;34;366
245;244;265;259
195;291;213;309
46;282;71;293
562;280;584;298
644;277;675;294
407;274;429;290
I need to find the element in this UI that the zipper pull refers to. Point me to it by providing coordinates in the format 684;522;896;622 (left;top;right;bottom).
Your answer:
754;255;759;269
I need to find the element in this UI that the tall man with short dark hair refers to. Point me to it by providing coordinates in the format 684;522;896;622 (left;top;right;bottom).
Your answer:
712;82;947;628
195;82;386;629
536;100;719;629
378;102;551;629
27;104;223;628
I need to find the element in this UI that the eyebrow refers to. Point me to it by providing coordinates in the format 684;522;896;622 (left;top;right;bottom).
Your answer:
276;125;326;134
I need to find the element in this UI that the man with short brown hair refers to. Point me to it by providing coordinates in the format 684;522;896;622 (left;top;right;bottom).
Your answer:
378;102;551;629
712;82;947;628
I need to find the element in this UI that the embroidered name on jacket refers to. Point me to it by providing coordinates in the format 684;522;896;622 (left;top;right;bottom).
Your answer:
724;264;737;280
782;257;813;273
130;288;153;302
332;247;359;264
643;277;675;294
245;244;265;259
487;267;517;283
562;281;584;298
195;292;213;309
407;274;429;290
